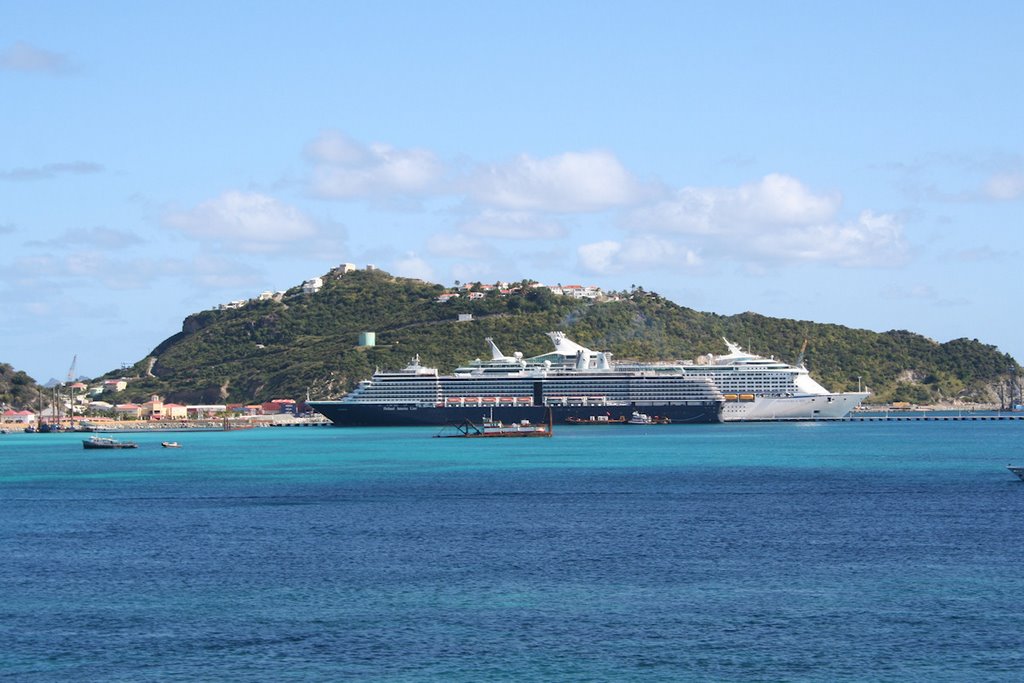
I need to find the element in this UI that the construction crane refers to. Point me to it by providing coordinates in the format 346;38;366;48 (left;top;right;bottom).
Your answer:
66;354;78;383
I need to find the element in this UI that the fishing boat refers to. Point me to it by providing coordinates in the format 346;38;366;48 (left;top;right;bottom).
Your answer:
82;435;138;450
436;409;553;438
627;411;671;425
1007;465;1024;481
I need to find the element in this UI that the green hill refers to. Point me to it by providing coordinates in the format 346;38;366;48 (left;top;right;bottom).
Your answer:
102;267;1021;407
0;363;43;412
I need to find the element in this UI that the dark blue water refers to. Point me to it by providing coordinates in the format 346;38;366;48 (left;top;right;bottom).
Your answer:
2;423;1023;681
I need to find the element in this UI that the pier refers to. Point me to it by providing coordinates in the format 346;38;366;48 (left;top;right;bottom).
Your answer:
268;418;332;427
843;413;1024;422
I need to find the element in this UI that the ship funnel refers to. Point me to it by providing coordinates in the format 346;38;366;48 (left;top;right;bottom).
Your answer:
597;352;612;370
485;337;514;361
547;331;597;359
575;350;588;370
485;337;505;362
723;338;743;355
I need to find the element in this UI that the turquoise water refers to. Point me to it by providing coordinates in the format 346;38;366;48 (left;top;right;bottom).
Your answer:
2;423;1023;681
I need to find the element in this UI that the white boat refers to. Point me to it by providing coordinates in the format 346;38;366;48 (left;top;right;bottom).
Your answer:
540;333;867;421
1007;465;1024;481
679;339;869;421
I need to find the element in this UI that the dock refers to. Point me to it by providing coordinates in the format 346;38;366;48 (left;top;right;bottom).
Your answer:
843;413;1024;422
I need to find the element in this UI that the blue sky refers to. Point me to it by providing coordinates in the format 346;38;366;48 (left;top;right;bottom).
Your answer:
2;1;1022;382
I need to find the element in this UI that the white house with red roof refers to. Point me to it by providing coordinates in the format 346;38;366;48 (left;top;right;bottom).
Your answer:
2;409;36;426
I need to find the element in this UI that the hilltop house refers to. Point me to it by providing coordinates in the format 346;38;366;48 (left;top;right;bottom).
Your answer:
549;284;603;299
103;379;128;393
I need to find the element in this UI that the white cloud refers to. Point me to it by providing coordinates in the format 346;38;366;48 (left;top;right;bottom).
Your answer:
458;209;566;239
744;210;907;267
1;249;195;292
28;226;143;249
392;252;435;281
163;191;319;252
578;236;702;275
984;172;1024;200
468;151;644;212
306;130;441;199
629;174;839;234
626;174;904;267
0;161;102;181
0;41;73;74
577;240;621;274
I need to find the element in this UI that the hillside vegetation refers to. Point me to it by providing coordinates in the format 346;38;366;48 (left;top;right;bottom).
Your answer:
102;268;1020;407
0;363;43;411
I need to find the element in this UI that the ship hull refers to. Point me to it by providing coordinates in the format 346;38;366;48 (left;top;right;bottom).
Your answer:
721;392;869;421
309;401;722;427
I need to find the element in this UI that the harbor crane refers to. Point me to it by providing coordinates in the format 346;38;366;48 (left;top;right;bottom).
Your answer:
66;354;77;383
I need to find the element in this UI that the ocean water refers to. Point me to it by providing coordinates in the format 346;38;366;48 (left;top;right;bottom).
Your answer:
2;422;1023;681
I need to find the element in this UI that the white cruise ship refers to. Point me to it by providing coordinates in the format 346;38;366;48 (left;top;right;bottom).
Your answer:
468;332;867;421
680;339;869;421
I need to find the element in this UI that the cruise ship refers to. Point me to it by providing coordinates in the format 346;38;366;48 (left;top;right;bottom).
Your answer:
308;332;724;426
533;333;867;421
683;339;869;421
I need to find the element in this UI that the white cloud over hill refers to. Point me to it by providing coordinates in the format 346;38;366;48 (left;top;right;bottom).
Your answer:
163;191;320;252
306;131;442;199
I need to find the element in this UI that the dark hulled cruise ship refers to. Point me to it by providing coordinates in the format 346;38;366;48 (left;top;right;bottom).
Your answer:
308;332;724;426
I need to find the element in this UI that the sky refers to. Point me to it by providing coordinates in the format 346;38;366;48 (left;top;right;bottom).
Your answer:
2;1;1023;382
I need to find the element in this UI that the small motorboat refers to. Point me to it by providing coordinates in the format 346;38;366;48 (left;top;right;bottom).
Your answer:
161;441;182;448
83;435;138;450
1007;465;1024;481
